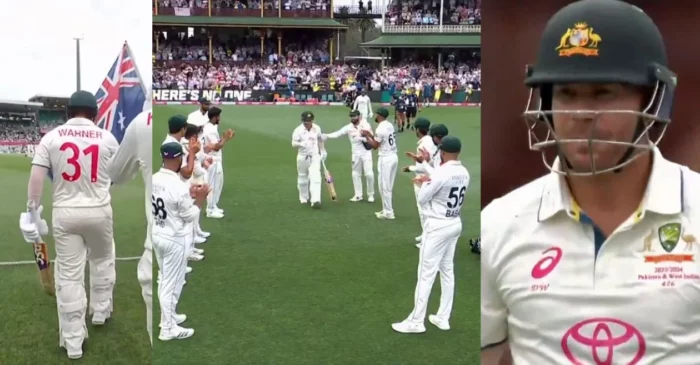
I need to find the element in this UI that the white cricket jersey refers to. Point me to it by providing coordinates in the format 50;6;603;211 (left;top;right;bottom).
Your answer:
187;109;208;127
292;123;322;156
202;122;222;162
325;121;372;155
419;160;469;223
481;147;700;365
374;120;397;157
180;137;206;177
162;135;191;183
106;110;153;249
353;95;371;115
32;117;119;208
151;168;200;237
414;135;437;175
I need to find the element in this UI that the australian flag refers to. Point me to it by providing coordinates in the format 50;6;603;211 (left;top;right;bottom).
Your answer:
95;42;146;144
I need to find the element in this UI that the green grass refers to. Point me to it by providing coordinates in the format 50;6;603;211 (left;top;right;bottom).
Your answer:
152;105;481;365
0;155;151;364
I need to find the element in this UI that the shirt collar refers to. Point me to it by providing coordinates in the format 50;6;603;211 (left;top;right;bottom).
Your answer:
65;117;95;126
537;147;684;223
159;168;179;177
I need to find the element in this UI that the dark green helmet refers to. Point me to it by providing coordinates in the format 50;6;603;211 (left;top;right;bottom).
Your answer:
522;0;677;176
68;91;98;110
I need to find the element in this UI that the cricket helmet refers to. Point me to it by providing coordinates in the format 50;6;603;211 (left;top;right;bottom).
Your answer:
523;0;677;176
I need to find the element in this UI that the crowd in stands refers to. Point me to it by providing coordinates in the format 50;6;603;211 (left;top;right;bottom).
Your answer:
386;0;480;25
0;122;41;143
153;59;479;93
154;33;331;64
157;0;332;11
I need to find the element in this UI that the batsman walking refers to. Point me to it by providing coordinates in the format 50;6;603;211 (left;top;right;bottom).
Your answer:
20;91;120;359
292;111;327;208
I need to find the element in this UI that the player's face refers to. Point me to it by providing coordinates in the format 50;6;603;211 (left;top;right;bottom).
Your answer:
350;116;359;125
303;120;313;130
551;83;645;173
201;104;209;112
432;136;441;146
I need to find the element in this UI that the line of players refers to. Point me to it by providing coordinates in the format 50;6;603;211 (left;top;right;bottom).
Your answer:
296;105;471;333
152;99;235;341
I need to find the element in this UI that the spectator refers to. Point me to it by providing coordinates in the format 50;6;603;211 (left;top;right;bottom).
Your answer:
386;0;480;26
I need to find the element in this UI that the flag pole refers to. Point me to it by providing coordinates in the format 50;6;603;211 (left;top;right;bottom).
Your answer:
74;36;84;91
123;41;147;96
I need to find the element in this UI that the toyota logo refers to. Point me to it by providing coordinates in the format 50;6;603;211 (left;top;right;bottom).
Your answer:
561;318;646;365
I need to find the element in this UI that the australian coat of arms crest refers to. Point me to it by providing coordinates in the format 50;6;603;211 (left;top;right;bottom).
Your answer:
556;22;602;57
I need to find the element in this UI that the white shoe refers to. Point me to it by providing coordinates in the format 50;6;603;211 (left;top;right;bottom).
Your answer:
207;211;224;219
159;314;187;327
367;196;375;203
415;235;422;243
192;247;204;255
376;211;396;220
194;236;207;244
92;311;111;325
159;325;195;341
197;230;211;238
310;201;321;209
66;347;83;359
429;315;450;331
391;320;426;334
214;207;225;215
186;266;193;273
188;253;204;261
415;243;421;248
349;196;363;202
300;199;308;204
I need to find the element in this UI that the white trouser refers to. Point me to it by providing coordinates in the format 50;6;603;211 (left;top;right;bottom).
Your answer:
406;220;462;324
351;152;375;198
296;153;322;203
413;182;426;234
207;161;224;212
52;206;115;352
137;247;153;346
359;109;370;121
153;233;187;331
377;154;398;215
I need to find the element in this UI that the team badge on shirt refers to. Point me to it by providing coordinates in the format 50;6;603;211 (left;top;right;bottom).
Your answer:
658;223;681;253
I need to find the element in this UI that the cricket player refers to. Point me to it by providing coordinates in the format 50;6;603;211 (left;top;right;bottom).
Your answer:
353;89;373;122
401;118;438;247
407;124;449;178
393;136;468;334
201;107;234;218
481;1;700;364
182;123;211;240
152;142;209;341
405;89;419;129
292;111;327;207
187;97;210;127
361;107;397;219
19;91;119;359
322;110;375;202
106;107;154;346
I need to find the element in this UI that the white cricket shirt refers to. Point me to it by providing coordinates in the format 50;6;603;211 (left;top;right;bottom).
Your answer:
151;168;200;237
353;95;371;115
32;117;119;208
202;122;222;162
481;148;700;365
106;110;153;250
187;109;208;127
180;137;206;177
292;123;322;156
374;120;397;157
325;121;372;156
410;135;437;175
418;160;469;225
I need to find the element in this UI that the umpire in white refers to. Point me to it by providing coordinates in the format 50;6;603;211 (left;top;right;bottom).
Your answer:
392;136;469;334
152;142;208;341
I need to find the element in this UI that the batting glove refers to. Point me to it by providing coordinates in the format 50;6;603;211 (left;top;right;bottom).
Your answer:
321;150;328;161
19;205;49;244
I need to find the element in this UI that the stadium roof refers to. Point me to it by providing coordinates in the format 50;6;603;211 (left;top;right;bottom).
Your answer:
361;34;481;48
0;99;43;112
29;94;70;103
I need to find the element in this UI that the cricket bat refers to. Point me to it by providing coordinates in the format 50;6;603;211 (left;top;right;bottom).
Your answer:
322;161;338;201
28;202;54;296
